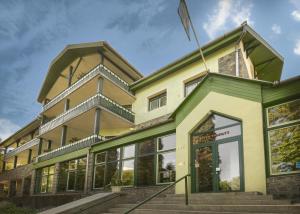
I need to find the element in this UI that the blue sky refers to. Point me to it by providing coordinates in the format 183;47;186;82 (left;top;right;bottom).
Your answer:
0;0;299;140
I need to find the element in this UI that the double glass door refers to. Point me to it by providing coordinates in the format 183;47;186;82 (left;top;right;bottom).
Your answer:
192;137;242;192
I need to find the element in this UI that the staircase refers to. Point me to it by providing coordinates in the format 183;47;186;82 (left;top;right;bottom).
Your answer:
102;192;300;214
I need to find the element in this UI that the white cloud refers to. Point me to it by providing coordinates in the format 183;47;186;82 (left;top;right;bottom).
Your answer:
271;24;281;34
291;10;300;21
0;118;20;141
294;40;300;55
203;0;254;39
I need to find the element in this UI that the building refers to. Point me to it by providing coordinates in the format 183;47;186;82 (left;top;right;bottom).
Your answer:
0;23;299;205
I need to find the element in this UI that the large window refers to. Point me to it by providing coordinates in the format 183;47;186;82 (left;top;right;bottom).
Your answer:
266;99;300;175
184;76;203;97
35;165;55;193
121;145;135;186
93;133;176;188
148;92;167;111
58;157;86;192
157;134;176;183
94;148;120;189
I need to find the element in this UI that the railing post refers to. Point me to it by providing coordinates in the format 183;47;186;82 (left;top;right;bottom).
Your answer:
185;176;188;205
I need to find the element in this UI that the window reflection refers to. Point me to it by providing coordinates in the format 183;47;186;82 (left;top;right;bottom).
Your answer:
158;134;176;151
123;145;135;159
92;133;176;188
138;139;155;155
121;159;134;186
157;151;176;183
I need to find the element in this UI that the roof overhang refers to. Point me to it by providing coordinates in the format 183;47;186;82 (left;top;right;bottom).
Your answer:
241;25;284;82
130;23;284;92
0;118;40;147
37;41;143;103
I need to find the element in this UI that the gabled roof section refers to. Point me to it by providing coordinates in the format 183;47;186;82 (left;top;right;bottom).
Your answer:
0;118;40;147
37;41;143;103
170;72;273;125
130;23;284;92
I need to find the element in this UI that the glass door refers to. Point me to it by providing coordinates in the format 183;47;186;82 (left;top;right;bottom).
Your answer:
217;140;241;192
192;137;243;193
194;146;214;192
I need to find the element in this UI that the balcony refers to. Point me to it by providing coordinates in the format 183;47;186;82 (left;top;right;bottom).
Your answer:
43;64;131;112
4;138;40;160
39;93;135;136
36;135;104;162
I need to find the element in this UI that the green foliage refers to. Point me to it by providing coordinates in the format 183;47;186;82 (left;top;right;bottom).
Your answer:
270;125;300;173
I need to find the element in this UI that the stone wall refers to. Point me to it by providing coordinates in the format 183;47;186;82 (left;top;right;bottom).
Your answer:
218;49;248;78
267;174;300;201
0;164;33;197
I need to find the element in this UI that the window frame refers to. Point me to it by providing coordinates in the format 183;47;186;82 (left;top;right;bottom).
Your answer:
184;76;203;97
92;133;176;188
266;99;300;176
148;92;167;111
39;165;55;194
156;134;176;185
266;98;300;129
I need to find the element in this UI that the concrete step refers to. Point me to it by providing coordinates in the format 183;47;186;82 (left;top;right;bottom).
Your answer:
102;211;282;214
129;209;286;214
110;203;300;213
165;193;274;200
147;198;291;205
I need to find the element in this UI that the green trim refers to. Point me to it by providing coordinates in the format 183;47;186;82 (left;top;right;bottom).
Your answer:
130;23;284;92
33;148;89;169
172;74;266;125
262;80;300;106
91;122;176;153
130;29;242;92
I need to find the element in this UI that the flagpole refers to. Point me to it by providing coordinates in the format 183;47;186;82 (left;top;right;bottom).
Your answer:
189;17;209;72
179;0;208;72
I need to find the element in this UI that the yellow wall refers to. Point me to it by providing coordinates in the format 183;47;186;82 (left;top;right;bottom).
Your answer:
175;91;266;194
132;45;237;125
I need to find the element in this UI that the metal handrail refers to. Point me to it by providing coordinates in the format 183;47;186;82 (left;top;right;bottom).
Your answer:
123;174;191;214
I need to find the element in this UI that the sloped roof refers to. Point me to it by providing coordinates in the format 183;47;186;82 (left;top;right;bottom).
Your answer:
0;118;40;147
37;41;143;103
130;23;284;91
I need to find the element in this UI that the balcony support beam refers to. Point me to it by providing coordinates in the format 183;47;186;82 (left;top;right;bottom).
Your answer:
13;156;18;169
47;140;52;150
2;161;6;172
27;149;32;164
97;77;104;93
94;108;101;135
38;139;43;155
68;66;73;87
60;125;68;147
64;99;70;112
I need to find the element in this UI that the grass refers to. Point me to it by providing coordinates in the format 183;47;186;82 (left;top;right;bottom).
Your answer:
0;202;36;214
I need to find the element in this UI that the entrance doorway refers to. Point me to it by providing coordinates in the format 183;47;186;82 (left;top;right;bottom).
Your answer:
191;113;244;193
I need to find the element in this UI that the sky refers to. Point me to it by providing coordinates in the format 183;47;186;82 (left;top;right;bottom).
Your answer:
0;0;299;140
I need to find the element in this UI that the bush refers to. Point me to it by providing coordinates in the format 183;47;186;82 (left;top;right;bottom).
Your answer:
0;202;36;214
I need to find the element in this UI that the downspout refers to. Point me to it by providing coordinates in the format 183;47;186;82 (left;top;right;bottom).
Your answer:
235;26;247;77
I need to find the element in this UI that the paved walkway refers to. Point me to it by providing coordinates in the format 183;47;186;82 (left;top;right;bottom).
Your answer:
38;192;113;214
